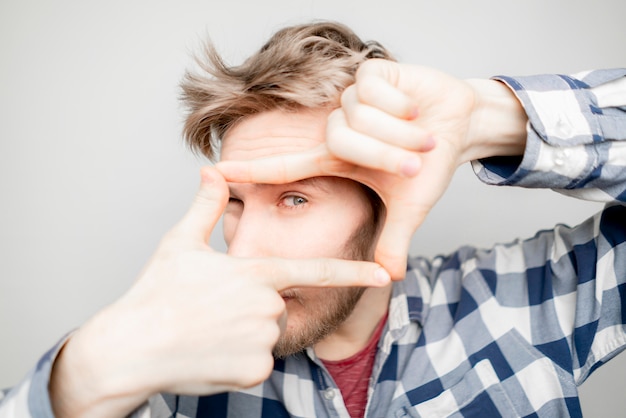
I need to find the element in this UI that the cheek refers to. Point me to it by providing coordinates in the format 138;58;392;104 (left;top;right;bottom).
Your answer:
274;203;368;259
285;287;338;315
284;287;362;327
222;197;369;259
277;215;348;258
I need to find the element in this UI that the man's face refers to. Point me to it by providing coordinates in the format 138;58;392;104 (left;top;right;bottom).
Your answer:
221;108;377;358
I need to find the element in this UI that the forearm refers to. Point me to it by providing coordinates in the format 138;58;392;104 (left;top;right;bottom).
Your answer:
0;332;149;418
48;306;154;418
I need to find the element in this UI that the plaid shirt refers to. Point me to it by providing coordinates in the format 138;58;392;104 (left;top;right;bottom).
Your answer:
2;69;626;418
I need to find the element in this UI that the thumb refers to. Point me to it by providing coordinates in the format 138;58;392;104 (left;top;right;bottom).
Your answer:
374;208;418;280
171;166;229;244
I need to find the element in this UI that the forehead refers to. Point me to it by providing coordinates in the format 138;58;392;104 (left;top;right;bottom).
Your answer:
220;108;370;206
220;108;330;161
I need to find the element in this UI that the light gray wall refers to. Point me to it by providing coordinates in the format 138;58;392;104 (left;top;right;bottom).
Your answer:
1;0;624;415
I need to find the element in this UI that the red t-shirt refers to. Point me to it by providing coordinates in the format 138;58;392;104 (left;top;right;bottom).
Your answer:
321;313;388;418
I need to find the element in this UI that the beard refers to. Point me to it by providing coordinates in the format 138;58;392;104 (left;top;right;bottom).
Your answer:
272;220;377;359
272;286;366;359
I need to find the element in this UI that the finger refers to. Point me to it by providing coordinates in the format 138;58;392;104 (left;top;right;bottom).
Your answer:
216;148;321;184
216;146;352;184
171;166;229;243
354;60;417;119
254;257;391;291
341;86;435;152
373;203;430;280
327;109;424;177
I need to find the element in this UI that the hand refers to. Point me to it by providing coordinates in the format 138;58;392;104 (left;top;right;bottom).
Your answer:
49;167;390;418
217;60;526;279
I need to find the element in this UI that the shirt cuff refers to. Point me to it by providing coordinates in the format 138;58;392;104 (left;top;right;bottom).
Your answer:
473;73;606;189
0;333;72;418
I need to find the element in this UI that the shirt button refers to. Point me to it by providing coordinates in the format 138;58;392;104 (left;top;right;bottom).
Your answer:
554;150;567;166
323;388;335;400
555;115;572;137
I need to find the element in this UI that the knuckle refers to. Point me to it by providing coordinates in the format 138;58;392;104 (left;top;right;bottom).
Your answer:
356;77;379;103
356;59;377;79
314;262;333;287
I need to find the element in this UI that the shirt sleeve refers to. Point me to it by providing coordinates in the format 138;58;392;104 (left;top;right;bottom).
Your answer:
466;69;626;384
472;69;626;202
0;334;152;418
0;337;68;418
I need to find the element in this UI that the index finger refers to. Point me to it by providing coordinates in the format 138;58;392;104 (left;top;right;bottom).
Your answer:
250;257;391;290
216;145;337;184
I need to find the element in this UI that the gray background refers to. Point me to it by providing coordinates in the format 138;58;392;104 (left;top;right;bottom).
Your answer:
1;0;624;415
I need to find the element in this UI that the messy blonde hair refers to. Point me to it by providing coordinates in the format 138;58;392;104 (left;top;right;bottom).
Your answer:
181;21;394;160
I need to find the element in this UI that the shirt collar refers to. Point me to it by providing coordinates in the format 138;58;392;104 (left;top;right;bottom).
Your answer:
390;266;430;327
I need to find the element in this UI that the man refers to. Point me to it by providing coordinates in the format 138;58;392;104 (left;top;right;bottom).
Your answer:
1;21;625;417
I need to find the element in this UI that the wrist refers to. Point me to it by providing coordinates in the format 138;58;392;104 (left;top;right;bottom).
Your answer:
49;307;152;418
462;79;528;162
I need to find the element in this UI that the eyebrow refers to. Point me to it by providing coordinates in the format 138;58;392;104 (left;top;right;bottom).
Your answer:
228;177;332;196
283;177;331;193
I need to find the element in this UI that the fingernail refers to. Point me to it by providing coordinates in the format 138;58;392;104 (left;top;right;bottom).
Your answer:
374;268;391;285
400;157;421;177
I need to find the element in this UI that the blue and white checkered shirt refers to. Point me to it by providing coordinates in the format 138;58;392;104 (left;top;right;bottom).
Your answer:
2;69;626;418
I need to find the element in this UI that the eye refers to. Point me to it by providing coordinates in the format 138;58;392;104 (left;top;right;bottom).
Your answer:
227;197;243;208
280;195;308;208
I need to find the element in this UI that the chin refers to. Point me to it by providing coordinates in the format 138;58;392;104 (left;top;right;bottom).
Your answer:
272;287;366;359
